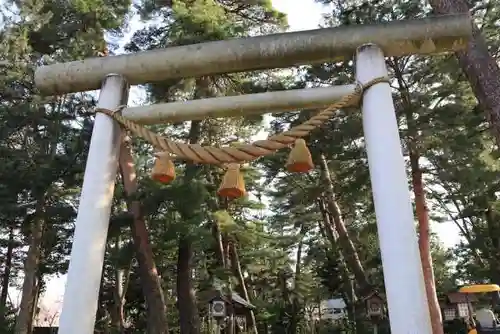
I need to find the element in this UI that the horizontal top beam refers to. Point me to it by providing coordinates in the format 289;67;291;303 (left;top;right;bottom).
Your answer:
121;84;356;125
35;14;471;95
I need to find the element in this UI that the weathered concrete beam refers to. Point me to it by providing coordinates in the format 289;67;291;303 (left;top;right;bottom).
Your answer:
35;14;471;95
120;84;356;124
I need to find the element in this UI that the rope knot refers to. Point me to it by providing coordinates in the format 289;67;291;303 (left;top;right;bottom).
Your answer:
95;105;126;116
360;76;391;92
354;82;364;95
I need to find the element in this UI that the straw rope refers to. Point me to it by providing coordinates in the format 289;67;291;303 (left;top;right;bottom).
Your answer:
96;76;389;164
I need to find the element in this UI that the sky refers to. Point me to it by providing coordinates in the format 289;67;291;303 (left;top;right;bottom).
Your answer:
29;0;463;324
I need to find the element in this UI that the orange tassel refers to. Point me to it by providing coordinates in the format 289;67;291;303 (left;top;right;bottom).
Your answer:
286;139;314;173
217;164;246;199
151;153;176;183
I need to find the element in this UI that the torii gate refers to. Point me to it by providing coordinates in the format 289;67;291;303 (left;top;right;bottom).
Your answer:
35;13;472;334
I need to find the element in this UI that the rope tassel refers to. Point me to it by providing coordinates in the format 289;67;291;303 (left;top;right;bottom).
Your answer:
151;153;176;183
217;164;246;199
286;139;314;173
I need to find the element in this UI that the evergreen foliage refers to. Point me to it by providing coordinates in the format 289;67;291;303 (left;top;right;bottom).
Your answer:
0;0;499;333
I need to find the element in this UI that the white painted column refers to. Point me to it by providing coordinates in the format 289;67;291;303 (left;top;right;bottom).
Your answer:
355;44;432;333
58;74;129;334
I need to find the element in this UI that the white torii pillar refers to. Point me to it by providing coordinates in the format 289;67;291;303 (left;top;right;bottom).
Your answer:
58;74;129;334
356;43;432;333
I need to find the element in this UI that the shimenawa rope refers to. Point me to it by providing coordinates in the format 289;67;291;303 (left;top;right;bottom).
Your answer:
96;76;389;165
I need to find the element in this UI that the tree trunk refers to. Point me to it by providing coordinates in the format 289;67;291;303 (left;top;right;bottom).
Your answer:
222;237;235;334
118;140;169;334
95;265;110;333
212;221;226;269
27;277;40;332
316;200;353;306
289;227;305;334
484;206;500;283
318;154;372;296
392;58;443;334
175;120;203;334
410;153;443;334
177;235;200;334
111;235;131;332
278;271;289;334
429;0;500;144
15;198;45;334
0;224;15;321
228;242;257;334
